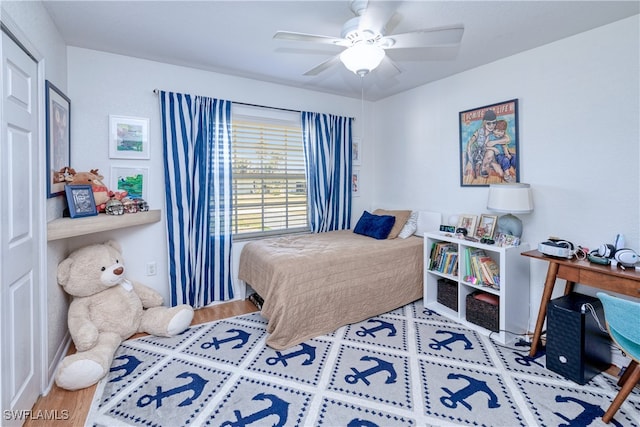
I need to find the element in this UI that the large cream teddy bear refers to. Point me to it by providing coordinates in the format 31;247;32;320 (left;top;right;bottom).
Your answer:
55;240;194;391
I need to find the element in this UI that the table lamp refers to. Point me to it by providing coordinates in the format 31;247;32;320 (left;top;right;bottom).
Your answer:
486;183;533;238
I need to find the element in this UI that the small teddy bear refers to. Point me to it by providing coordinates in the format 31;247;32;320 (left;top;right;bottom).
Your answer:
55;240;194;390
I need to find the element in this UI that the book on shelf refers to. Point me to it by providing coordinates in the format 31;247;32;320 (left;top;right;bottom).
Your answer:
464;247;500;288
429;242;458;275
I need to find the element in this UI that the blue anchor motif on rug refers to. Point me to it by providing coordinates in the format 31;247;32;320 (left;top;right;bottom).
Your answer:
554;395;623;427
137;372;208;408
266;343;316;367
221;393;289;427
347;418;379;427
513;350;545;368
201;328;250;350
440;373;500;410
109;354;142;382
345;355;397;386
429;330;473;352
422;308;436;316
356;319;397;338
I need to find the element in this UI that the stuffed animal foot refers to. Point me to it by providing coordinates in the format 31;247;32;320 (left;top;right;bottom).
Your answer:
55;332;121;390
139;305;194;337
167;305;195;335
56;358;105;391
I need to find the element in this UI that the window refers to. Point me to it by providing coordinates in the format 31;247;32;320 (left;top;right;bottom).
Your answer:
231;106;307;238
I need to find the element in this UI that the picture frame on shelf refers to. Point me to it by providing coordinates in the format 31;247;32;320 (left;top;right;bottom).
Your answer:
65;185;98;218
459;99;519;187
456;214;478;237
352;137;362;166
45;80;71;198
109;115;150;159
475;214;498;239
111;166;149;200
496;232;521;247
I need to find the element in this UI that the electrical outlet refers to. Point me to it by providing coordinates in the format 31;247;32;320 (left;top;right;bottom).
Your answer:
146;261;157;276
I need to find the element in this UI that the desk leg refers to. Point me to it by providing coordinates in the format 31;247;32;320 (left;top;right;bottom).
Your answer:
564;281;576;295
529;261;559;357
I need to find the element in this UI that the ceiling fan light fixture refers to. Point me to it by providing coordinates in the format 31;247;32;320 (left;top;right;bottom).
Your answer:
340;43;385;76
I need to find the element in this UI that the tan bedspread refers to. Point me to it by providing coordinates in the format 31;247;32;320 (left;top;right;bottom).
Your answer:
238;230;423;349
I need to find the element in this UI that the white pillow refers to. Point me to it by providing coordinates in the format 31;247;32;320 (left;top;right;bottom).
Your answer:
398;211;418;239
415;211;442;236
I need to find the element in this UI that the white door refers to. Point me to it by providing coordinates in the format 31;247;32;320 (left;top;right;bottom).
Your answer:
0;28;42;424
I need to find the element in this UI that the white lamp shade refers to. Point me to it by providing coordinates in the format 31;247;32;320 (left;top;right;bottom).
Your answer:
487;183;533;214
340;43;385;76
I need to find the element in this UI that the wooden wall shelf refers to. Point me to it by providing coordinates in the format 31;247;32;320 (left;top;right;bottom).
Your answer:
47;210;161;241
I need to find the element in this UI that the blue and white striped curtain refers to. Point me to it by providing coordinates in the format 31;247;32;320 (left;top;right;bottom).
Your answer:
158;91;234;307
301;112;353;232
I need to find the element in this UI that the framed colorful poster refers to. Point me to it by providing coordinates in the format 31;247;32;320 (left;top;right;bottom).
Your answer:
109;115;150;159
459;99;519;187
352;137;361;166
45;80;71;197
110;166;148;200
352;169;360;196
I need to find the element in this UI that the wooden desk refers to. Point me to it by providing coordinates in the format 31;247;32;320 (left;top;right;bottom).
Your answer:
522;249;640;357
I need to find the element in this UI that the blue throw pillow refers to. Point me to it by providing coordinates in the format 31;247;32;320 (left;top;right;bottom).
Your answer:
353;211;396;240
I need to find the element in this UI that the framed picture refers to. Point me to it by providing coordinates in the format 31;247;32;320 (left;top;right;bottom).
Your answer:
65;185;98;218
475;214;498;239
352;137;362;166
109;115;150;159
459;99;519;187
456;214;478;237
45;81;71;198
111;166;149;200
352;169;360;196
496;232;521;247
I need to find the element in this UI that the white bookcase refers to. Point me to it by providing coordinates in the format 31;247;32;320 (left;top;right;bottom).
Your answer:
423;232;530;344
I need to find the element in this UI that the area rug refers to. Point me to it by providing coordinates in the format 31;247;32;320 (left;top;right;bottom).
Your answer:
86;300;640;426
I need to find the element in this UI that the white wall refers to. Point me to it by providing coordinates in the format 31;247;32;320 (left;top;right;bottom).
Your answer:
372;16;640;328
67;47;372;303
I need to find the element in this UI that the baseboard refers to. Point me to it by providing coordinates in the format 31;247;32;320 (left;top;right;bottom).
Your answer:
43;332;71;395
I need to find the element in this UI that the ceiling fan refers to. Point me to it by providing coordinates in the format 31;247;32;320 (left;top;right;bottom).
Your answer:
274;0;464;77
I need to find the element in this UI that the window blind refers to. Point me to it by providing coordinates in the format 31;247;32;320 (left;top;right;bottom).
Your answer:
232;116;308;238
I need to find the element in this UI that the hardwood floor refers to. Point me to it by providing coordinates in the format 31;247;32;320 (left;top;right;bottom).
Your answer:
24;299;258;427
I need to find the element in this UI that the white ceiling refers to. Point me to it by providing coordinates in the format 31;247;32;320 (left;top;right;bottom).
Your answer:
43;1;639;101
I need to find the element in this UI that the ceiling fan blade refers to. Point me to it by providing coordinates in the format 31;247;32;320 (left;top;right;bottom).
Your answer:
358;1;398;35
303;54;342;76
386;46;461;62
274;31;349;47
383;25;464;49
376;55;402;78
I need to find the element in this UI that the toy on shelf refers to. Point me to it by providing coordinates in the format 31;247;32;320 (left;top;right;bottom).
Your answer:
64;168;110;212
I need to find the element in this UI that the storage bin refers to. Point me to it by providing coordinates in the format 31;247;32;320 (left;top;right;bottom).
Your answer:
437;279;458;311
466;292;499;332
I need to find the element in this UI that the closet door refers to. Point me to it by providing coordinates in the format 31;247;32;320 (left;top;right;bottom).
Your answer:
0;28;42;424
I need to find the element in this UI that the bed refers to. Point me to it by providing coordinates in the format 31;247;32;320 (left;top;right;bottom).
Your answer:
238;223;425;349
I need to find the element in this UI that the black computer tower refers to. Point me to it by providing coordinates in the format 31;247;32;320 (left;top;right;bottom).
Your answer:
546;293;611;384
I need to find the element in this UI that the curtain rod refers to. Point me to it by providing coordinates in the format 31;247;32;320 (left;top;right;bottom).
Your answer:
153;88;299;114
153;88;354;120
